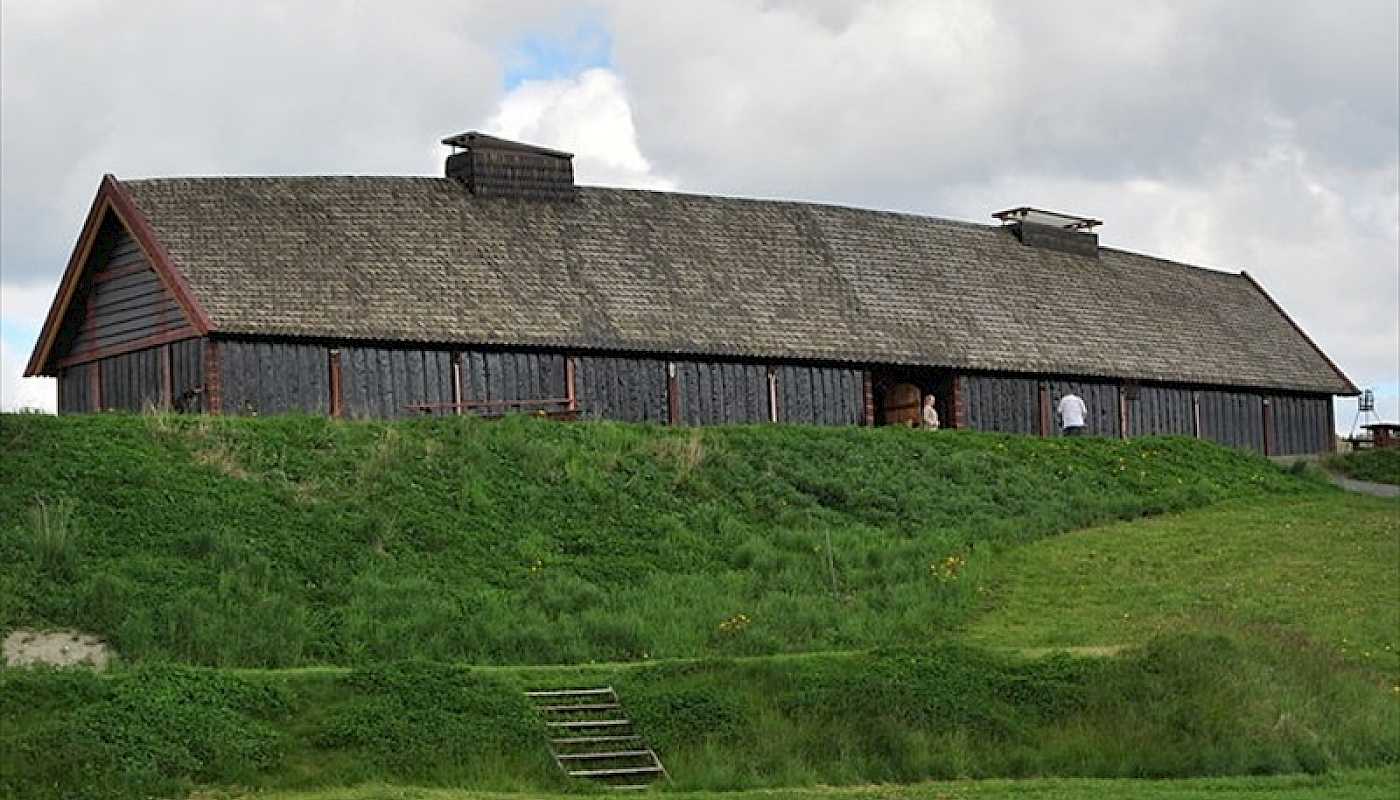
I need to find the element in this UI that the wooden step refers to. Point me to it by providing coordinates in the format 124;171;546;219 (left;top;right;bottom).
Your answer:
568;765;665;778
526;687;613;697
538;702;621;712
557;750;653;760
552;734;643;745
547;719;631;728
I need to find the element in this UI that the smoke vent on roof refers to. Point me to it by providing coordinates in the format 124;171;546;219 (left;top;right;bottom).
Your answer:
442;131;576;201
993;206;1101;258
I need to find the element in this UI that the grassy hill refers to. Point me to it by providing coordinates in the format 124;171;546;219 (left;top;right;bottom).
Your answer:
0;412;1313;667
1;413;1395;800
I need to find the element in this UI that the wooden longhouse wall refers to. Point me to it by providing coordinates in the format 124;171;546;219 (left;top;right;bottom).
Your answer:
574;355;669;423
1127;385;1195;438
220;340;331;416
342;346;453;419
774;365;864;426
1267;393;1332;455
676;361;769;425
459;351;566;406
1045;379;1121;438
962;375;1040;434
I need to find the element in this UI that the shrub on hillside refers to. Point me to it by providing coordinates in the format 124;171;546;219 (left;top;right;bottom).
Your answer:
0;665;290;800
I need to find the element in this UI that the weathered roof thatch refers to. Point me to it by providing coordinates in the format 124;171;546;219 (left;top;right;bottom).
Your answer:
117;176;1353;394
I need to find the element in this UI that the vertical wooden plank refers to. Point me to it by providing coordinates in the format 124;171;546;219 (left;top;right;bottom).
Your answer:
667;362;680;425
327;350;342;417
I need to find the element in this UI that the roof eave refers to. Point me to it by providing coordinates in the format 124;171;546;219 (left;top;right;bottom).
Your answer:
1238;271;1360;397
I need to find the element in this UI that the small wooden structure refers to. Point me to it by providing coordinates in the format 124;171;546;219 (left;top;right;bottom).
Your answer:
1362;423;1400;449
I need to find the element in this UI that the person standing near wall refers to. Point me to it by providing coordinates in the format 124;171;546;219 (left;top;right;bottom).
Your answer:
1058;391;1087;436
922;395;940;430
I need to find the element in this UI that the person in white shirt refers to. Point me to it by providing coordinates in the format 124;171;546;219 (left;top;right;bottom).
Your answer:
1057;392;1087;436
921;395;940;430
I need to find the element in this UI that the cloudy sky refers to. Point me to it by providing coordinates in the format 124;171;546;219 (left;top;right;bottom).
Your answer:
2;0;1396;429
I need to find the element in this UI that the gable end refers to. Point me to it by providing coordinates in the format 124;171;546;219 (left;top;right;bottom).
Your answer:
25;176;213;376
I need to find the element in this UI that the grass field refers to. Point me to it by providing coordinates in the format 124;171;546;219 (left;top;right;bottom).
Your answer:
1;413;1396;799
969;493;1400;678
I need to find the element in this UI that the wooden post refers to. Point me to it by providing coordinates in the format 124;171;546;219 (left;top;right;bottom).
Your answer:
1262;397;1274;456
767;366;780;423
1038;382;1051;436
861;370;874;426
950;374;965;429
450;352;464;415
160;344;174;410
1192;392;1201;438
667;362;681;425
90;359;103;412
202;339;222;415
564;356;577;412
1326;400;1336;452
1119;383;1134;440
328;349;343;418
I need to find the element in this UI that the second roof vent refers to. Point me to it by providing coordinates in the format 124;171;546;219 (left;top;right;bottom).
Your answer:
993;207;1101;258
442;131;576;202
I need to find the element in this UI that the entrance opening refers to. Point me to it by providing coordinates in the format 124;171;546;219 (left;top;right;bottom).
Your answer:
872;369;954;428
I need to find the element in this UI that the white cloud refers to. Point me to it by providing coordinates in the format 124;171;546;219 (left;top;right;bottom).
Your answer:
0;335;54;413
486;68;675;190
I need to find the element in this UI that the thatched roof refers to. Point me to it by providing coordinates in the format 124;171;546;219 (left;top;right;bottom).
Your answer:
117;176;1353;394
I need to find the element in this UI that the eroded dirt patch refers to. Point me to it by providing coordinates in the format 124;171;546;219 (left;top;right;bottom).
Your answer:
3;628;111;669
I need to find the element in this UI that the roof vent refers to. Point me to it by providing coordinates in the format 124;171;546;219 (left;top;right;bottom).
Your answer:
442;131;576;201
993;207;1101;257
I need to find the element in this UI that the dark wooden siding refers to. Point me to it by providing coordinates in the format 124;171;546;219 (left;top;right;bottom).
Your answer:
1128;385;1195;437
341;346;456;419
676;361;769;425
775;365;862;425
58;363;95;413
57;215;190;359
99;347;163;411
574;355;668;423
1269;393;1332;455
1047;379;1120;437
221;340;331;416
458;351;566;404
1198;389;1266;452
170;338;205;413
963;374;1040;434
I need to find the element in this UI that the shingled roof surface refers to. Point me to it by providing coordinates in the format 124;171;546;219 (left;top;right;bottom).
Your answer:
120;176;1353;394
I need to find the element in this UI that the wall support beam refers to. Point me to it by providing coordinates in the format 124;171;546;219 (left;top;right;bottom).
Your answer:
328;349;344;418
450;352;464;415
202;339;222;415
1037;382;1051;436
90;361;103;412
950;374;965;429
861;370;874;426
767;366;779;423
1262;397;1274;456
666;362;680;425
160;344;174;410
564;356;577;412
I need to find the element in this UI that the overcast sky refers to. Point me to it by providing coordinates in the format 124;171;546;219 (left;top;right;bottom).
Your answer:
2;1;1396;430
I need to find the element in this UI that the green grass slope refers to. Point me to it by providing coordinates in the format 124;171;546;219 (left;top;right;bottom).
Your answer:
969;494;1400;678
0;412;1315;667
1326;448;1400;486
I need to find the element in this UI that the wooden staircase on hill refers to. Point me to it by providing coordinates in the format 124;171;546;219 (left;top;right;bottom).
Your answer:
526;686;669;790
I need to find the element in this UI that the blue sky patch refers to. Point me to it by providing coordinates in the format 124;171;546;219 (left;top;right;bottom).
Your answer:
503;12;612;89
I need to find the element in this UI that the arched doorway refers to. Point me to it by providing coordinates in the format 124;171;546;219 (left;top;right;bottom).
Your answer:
880;382;923;427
